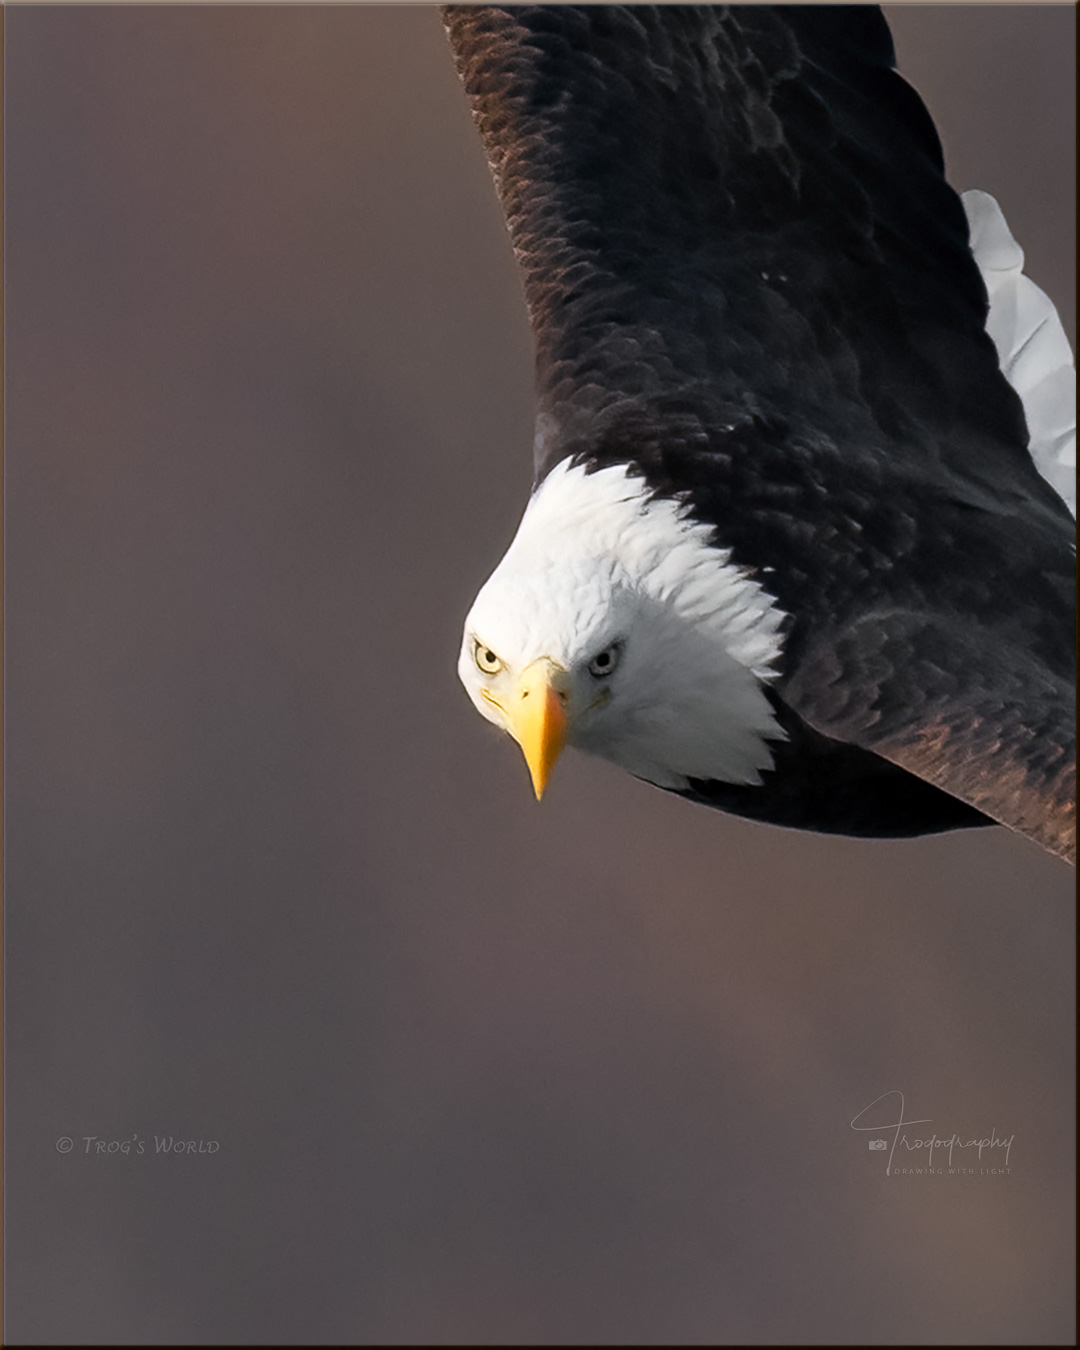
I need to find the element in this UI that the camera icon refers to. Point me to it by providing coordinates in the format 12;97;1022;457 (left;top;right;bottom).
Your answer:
868;1139;888;1151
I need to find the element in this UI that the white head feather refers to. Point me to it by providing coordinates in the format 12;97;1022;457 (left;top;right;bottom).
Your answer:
458;460;788;790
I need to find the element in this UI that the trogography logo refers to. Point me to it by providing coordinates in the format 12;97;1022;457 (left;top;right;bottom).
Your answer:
852;1091;1014;1177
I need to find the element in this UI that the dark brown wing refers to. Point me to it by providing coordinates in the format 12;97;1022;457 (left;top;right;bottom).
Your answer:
442;6;1052;493
783;611;1075;862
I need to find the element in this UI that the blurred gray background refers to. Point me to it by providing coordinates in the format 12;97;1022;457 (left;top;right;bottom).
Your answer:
6;5;1075;1345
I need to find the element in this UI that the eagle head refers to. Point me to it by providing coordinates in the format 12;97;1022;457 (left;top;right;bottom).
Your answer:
458;460;788;798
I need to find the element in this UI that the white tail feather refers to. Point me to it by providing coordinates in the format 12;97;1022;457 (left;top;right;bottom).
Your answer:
963;189;1076;517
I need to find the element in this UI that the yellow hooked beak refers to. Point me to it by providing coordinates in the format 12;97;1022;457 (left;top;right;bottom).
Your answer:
505;660;570;800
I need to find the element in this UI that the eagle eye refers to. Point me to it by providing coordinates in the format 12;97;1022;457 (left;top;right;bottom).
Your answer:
474;641;503;675
588;646;620;678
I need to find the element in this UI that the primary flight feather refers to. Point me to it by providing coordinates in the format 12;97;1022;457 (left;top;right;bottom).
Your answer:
445;4;1076;862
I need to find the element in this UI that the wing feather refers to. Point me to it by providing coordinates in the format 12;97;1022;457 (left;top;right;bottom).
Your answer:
784;610;1075;862
963;189;1076;515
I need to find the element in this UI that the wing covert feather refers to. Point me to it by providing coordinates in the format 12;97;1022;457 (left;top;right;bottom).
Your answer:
784;611;1075;861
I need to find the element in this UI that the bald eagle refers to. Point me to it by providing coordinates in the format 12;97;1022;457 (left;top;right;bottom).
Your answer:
446;5;1076;863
